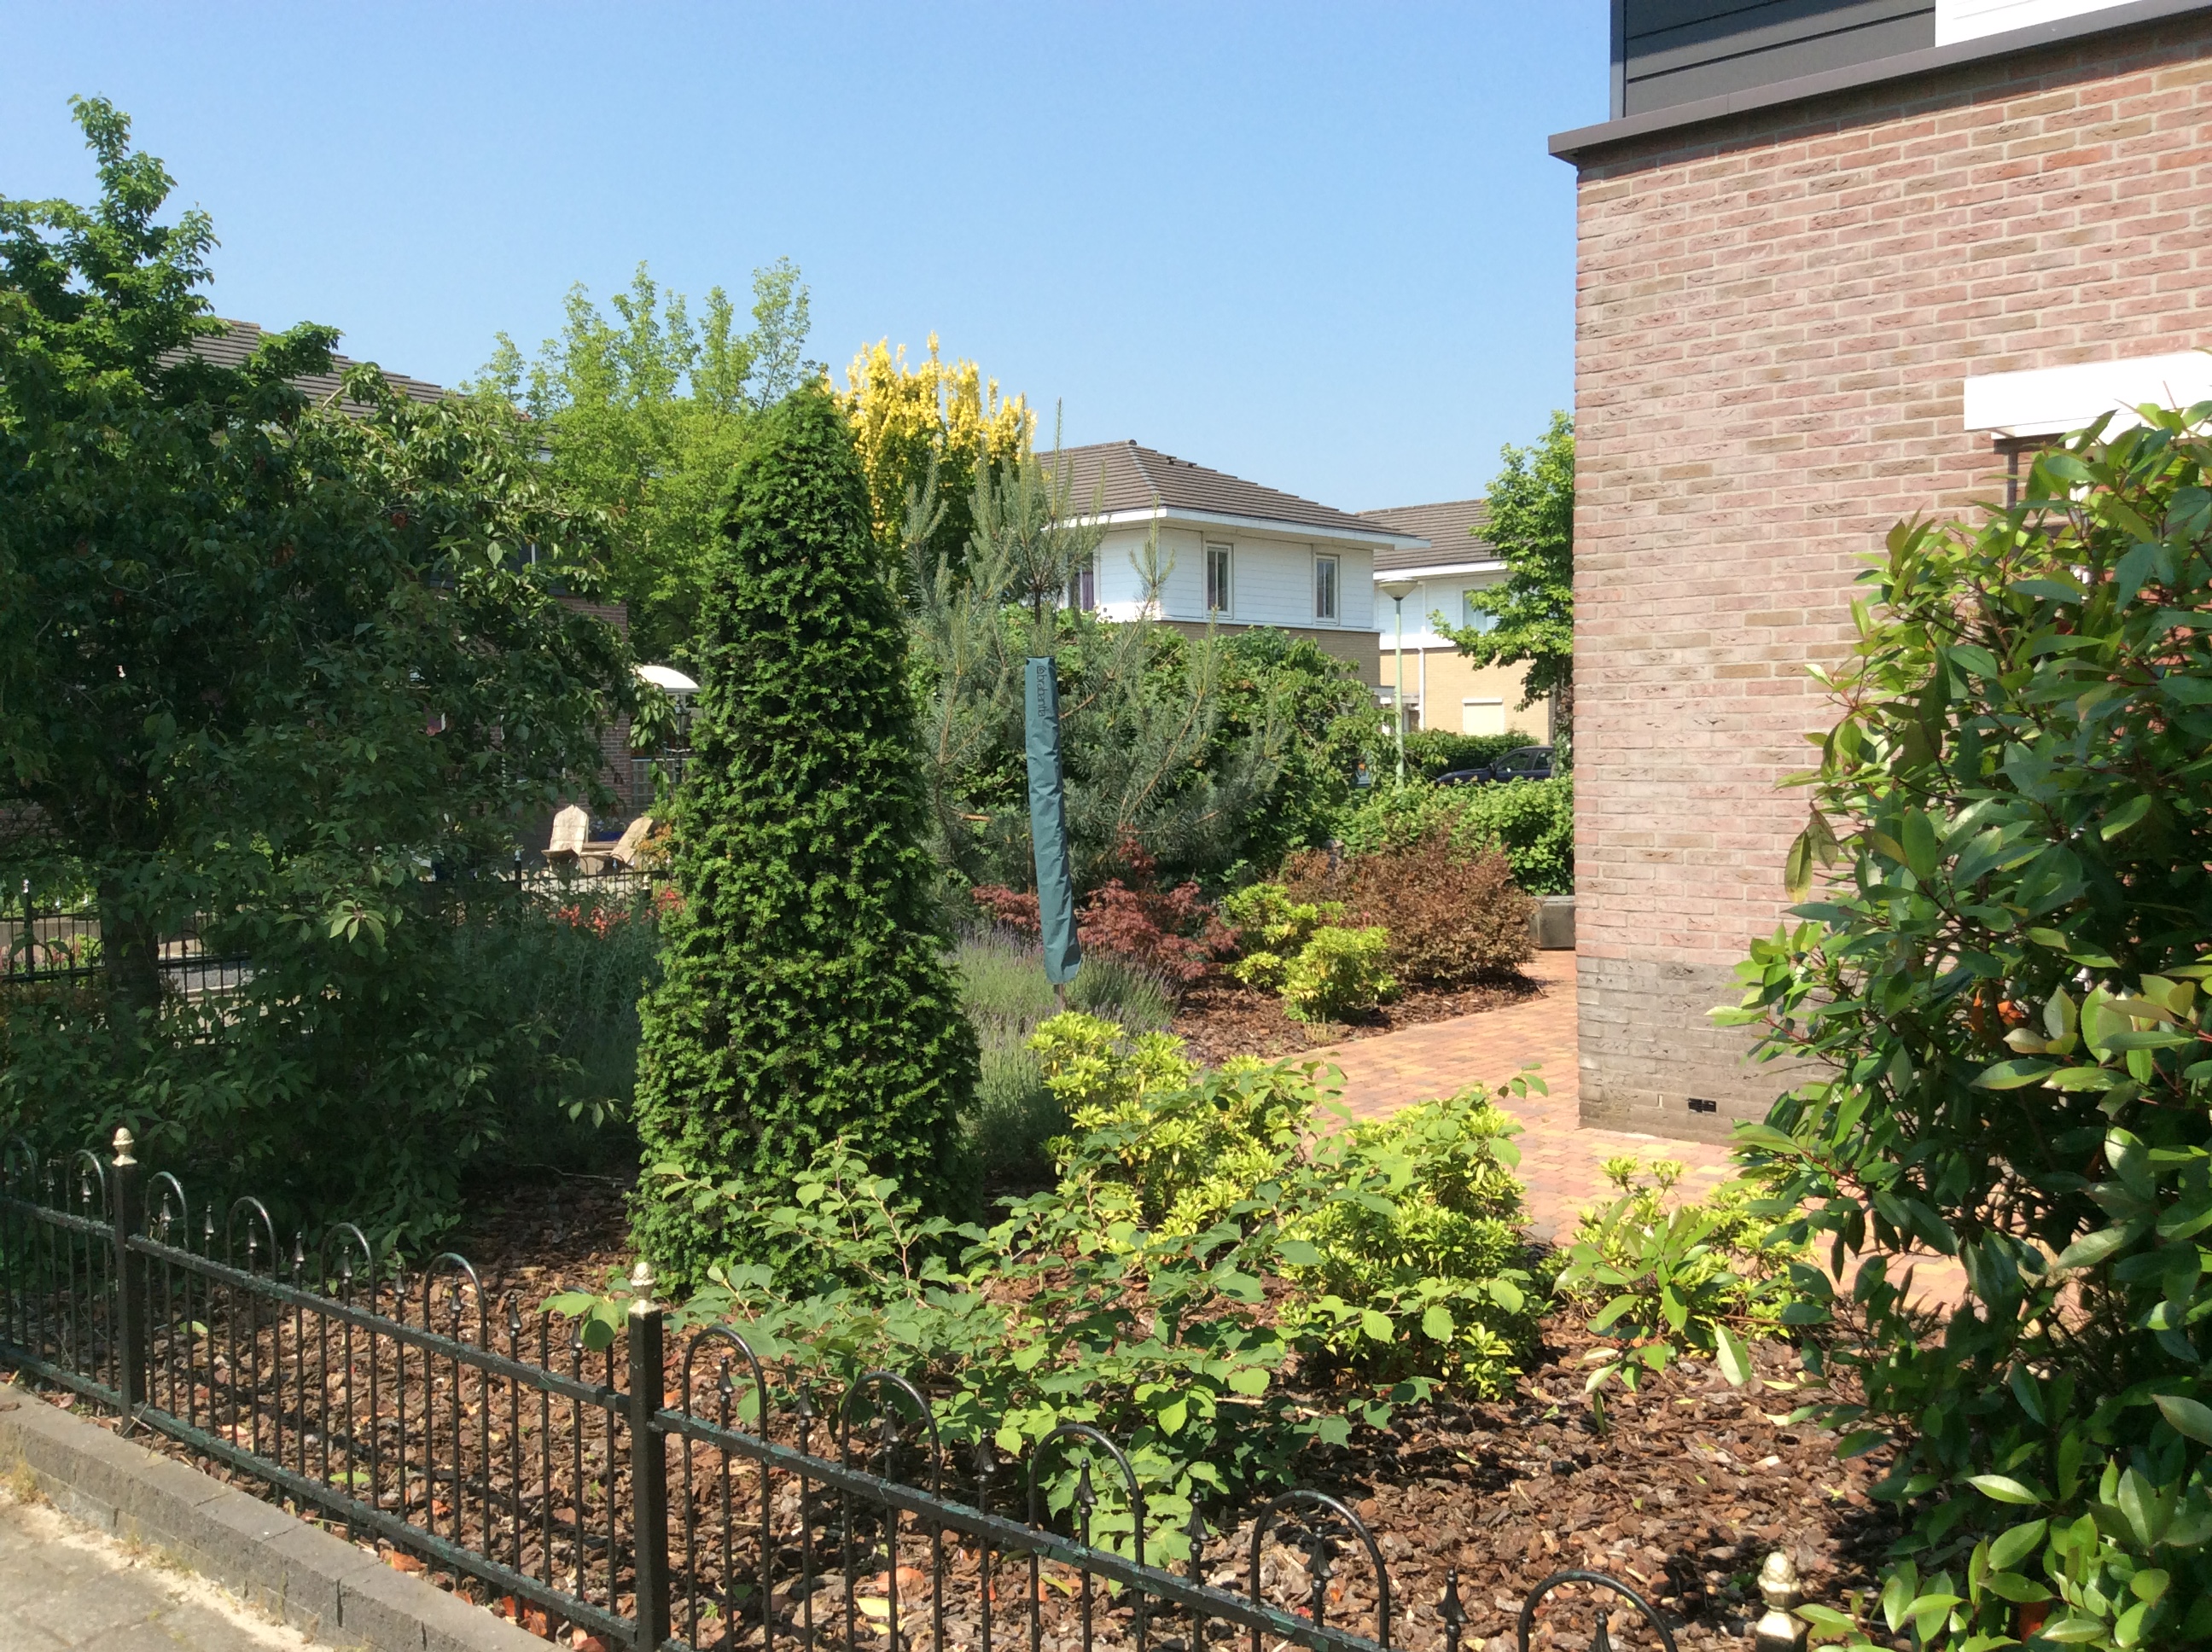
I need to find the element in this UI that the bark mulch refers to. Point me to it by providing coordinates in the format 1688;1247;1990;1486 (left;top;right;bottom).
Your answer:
1169;974;1540;1067
7;1178;1900;1652
447;1184;1901;1649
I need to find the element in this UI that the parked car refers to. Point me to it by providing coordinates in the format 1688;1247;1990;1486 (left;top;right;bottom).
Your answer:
1490;745;1555;782
1435;746;1556;787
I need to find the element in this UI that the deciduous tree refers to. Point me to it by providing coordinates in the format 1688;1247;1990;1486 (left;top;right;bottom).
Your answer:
1439;411;1575;751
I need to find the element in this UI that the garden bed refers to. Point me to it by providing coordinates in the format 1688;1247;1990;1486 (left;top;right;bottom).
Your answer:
1168;974;1542;1067
445;1179;1898;1649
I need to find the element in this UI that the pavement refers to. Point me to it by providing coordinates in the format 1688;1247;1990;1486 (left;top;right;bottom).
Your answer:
0;1486;307;1652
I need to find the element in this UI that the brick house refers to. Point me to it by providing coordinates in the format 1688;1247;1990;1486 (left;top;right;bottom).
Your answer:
1551;0;2212;1138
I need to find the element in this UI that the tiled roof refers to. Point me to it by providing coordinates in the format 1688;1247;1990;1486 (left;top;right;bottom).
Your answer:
184;319;449;412
1042;441;1415;540
1361;498;1497;573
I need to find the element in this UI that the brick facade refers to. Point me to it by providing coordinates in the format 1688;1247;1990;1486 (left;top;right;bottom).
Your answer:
1568;15;2212;1137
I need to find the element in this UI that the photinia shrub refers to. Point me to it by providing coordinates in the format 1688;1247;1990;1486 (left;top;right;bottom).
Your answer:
1720;407;2212;1649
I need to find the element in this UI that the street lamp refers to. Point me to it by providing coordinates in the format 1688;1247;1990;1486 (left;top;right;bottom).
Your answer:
1377;578;1417;783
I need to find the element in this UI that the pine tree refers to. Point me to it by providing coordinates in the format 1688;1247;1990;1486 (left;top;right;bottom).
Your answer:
630;385;977;1279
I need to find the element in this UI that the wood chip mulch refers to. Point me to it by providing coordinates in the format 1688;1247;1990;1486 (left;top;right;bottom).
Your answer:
1169;974;1540;1067
448;1182;1901;1649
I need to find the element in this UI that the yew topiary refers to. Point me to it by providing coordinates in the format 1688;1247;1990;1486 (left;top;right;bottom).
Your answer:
630;386;976;1280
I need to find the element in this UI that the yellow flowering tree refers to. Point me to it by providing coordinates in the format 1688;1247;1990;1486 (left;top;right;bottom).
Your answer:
838;335;1032;573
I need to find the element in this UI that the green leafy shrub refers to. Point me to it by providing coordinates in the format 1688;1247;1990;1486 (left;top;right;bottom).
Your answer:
1552;1158;1805;1397
1278;924;1394;1023
563;1027;1545;1554
1283;833;1535;986
1220;882;1342;991
1033;1016;1539;1393
1333;776;1573;895
1400;728;1540;782
1032;1011;1302;1235
1275;1089;1536;1392
472;885;663;1157
630;387;977;1282
0;103;632;1245
1716;410;2212;1649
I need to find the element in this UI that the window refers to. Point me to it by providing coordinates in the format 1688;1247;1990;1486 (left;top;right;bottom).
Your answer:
1068;556;1097;612
1461;697;1505;736
1461;589;1499;633
1313;554;1339;622
1205;543;1231;614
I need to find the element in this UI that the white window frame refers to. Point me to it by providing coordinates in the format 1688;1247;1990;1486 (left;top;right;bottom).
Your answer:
1205;542;1232;616
1313;553;1339;624
1461;589;1499;633
1068;555;1097;613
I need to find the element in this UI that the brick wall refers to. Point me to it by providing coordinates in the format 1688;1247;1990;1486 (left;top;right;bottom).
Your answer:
1569;15;2212;1137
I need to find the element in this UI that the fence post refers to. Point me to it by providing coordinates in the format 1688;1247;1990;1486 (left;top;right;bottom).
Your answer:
626;1259;671;1652
111;1127;147;1419
20;879;34;979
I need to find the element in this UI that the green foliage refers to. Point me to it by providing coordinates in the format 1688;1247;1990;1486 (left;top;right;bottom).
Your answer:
1278;925;1394;1024
1400;728;1542;782
560;1031;1543;1550
473;885;664;1155
1333;776;1574;895
0;101;630;1243
1717;410;2212;1649
1274;1091;1536;1392
1214;630;1384;871
1220;883;1342;992
1436;412;1574;751
1219;884;1392;1021
955;928;1173;1190
477;259;816;666
629;387;976;1282
906;457;1285;890
1037;1020;1539;1393
1553;1159;1805;1397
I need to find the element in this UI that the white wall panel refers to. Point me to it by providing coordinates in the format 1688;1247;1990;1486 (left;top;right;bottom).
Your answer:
1936;0;2142;44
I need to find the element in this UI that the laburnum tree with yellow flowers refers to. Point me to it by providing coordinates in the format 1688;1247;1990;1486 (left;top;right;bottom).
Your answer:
838;336;1032;576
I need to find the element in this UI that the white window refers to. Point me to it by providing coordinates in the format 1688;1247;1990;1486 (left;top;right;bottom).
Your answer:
1461;698;1505;737
1205;543;1231;614
1462;590;1499;633
1068;556;1096;612
1313;554;1339;622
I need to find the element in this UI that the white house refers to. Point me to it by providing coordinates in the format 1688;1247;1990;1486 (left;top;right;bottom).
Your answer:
1043;442;1426;685
1361;499;1551;742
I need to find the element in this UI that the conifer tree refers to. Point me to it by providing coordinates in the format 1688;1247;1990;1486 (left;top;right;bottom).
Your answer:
630;386;977;1278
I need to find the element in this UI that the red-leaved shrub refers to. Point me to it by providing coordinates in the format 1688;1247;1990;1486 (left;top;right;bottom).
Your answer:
1282;831;1533;987
967;834;1234;986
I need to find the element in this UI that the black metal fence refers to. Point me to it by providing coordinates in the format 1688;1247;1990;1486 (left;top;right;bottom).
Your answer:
1;881;252;994
0;1134;1677;1652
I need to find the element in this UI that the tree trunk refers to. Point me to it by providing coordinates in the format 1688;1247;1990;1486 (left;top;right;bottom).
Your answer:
96;875;163;1028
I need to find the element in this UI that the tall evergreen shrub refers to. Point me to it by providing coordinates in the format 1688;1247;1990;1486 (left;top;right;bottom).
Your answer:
631;386;976;1279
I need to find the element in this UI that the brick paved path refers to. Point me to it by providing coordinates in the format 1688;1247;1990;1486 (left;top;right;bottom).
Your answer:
1315;951;1733;1241
1313;954;1969;1307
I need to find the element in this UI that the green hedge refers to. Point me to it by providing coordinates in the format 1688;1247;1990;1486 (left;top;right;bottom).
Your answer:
1398;728;1542;782
1332;777;1573;896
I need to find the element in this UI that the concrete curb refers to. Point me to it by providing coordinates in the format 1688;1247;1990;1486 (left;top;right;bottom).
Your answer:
0;1390;546;1652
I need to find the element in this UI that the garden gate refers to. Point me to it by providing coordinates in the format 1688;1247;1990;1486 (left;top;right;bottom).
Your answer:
0;1131;1675;1652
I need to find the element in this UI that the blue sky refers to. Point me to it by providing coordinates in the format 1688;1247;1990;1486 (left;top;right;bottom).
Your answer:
5;3;1609;510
